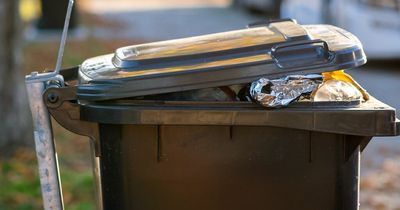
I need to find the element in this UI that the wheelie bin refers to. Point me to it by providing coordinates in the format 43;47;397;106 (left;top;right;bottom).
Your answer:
26;19;400;210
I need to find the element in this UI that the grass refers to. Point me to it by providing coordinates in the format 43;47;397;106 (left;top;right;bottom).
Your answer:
0;146;94;210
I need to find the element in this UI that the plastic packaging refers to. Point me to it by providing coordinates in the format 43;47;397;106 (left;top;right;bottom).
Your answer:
312;79;363;102
321;70;369;100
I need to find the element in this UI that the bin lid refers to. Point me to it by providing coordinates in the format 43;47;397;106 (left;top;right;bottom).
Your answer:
77;19;367;101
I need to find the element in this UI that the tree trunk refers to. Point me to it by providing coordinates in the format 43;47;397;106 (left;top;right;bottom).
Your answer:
0;0;33;156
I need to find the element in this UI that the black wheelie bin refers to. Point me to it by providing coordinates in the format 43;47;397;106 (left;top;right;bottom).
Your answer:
42;19;400;210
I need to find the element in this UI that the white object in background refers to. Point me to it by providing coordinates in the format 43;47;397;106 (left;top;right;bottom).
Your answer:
281;0;400;59
340;0;400;59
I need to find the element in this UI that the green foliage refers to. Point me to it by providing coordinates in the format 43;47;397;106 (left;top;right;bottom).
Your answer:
0;151;95;210
0;149;43;210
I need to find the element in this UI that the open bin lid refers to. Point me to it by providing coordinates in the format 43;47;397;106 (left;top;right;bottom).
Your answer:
77;19;366;101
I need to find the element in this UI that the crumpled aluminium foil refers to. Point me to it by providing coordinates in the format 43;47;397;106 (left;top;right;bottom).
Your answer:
250;75;323;107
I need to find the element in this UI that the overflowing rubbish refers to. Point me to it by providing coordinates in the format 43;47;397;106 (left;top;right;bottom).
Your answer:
247;71;368;108
136;70;369;108
134;70;369;109
249;75;323;108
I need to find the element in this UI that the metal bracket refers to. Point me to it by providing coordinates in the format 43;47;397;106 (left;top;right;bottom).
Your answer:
43;86;101;156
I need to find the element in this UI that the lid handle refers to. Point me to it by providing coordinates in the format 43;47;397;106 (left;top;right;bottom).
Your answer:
271;39;332;70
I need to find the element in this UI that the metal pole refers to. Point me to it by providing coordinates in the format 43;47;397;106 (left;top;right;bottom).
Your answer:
55;0;74;74
26;81;64;210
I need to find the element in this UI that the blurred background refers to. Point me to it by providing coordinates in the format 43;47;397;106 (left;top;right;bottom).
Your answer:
0;0;399;209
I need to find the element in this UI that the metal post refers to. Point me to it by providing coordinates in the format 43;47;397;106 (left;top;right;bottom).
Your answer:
24;0;73;209
26;80;64;210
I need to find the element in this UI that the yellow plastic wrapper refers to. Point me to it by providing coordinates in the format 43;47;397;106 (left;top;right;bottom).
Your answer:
320;70;370;101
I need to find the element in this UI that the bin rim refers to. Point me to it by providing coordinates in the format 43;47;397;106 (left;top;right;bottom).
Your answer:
79;97;399;137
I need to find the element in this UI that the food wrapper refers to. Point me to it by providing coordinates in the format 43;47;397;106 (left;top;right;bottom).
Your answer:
312;79;363;102
250;75;323;107
321;70;369;101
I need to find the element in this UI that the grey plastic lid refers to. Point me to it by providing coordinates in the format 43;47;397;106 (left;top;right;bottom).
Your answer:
77;19;367;101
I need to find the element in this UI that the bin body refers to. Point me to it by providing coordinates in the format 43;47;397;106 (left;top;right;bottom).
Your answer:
71;98;397;210
97;124;362;210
